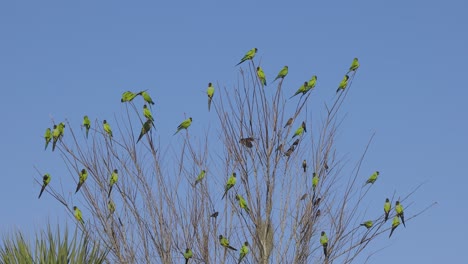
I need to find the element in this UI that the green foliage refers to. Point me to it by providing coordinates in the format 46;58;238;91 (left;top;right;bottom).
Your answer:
0;224;108;264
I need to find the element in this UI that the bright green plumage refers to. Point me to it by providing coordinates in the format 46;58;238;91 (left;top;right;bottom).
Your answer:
336;75;349;93
44;128;52;150
194;170;206;186
173;117;192;135
348;58;360;72
143;104;154;121
236;48;257;66
83;116;90;139
51;125;60;151
236;194;250;213
257;66;267;87
183;248;193;264
141;91;155;105
292;121;306;138
121;91;138;102
75;169;88;193
219;235;237;251
360;220;373;229
137;119;153;143
312;173;319;191
307;75;318;90
320;231;328;258
395;201;405;227
108;199;116;215
207;83;215;111
290;82;309;99
108;169;118;198
222;173;236;199
389;216;400;237
365;171;379;185
73;206;84;224
273;66;288;82
238;242;249;263
384;198;391;222
103;120;112;138
38;173;51;199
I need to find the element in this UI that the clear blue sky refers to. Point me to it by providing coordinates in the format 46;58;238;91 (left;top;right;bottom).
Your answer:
0;0;466;263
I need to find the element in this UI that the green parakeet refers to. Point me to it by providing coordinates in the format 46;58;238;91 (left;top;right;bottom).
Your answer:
58;122;65;137
302;160;307;172
320;231;328;258
236;194;250;214
348;58;360;73
75;169;88;193
173;117;192;135
108;169;118;198
312;172;319;191
219;235;237;251
121;91;139;103
307;75;318;90
38;173;51;199
238;242;249;264
365;171;379;185
183;248;193;264
236;48;257;66
257;66;267;87
384;198;391;222
360;220;373;229
194;170;206;186
207;83;215;112
284;117;293;128
108;199;115;215
52;125;60;152
141;91;155;105
292;121;306;138
273;66;288;82
239;137;254;148
389;216;400;238
222;172;236;200
395;201;406;227
83;115;90;139
336;75;349;93
289;82;309;99
44;128;52;151
73;206;84;224
103;120;112;138
143;104;154;121
137;119;153;143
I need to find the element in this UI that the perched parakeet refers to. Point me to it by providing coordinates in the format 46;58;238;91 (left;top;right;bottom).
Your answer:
108;199;116;215
389;216;400;238
360;220;374;229
173;117;192;135
108;169;118;198
44;128;52;150
141;91;155;105
365;171;380;185
183;248;193;264
207;83;215;112
238;242;249;264
395;201;406;227
143;104;154;121
222;172;236;200
194;170;206;186
291;121;306;138
219;235;237;251
348;58;360;73
257;66;267;87
103;120;113;138
312;173;319;191
83;115;91;139
52;125;60;152
272;66;288;82
302;160;307;172
38;173;51;199
137;119;153;143
58;122;65;138
320;231;328;258
284;117;293;128
121;91;139;103
75;169;88;193
236;194;250;214
236;48;257;66
290;82;309;99
336;75;349;93
384;198;391;222
307;75;318;90
73;206;84;224
239;137;254;148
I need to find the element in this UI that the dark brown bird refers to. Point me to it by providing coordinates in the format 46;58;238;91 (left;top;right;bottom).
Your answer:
292;139;300;146
284;117;293;128
302;160;307;172
284;145;295;156
210;211;219;218
239;137;255;148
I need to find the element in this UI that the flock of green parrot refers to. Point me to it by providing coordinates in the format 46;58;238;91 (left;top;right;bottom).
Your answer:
37;48;405;263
